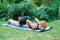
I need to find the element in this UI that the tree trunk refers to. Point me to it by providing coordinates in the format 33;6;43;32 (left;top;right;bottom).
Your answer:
58;5;60;19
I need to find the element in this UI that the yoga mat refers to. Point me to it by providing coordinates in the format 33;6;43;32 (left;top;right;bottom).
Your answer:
1;24;52;32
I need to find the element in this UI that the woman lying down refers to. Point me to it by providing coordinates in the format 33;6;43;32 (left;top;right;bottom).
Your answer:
7;16;48;30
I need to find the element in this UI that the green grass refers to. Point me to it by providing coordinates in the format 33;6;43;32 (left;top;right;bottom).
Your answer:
0;20;60;40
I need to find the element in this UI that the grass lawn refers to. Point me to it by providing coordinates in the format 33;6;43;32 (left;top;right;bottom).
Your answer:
0;20;60;40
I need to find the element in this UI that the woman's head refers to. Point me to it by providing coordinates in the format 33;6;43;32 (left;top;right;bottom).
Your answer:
39;20;47;29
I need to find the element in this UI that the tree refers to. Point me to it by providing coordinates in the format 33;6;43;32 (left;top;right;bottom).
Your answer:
0;1;37;20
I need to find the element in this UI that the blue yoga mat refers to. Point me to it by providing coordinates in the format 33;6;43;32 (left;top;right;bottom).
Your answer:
1;24;52;32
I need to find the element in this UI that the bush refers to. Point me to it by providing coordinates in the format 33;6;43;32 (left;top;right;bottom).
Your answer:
35;8;49;21
1;1;37;20
1;0;59;21
44;6;58;19
35;6;58;21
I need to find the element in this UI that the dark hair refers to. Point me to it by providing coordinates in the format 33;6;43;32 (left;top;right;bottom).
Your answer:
19;16;31;26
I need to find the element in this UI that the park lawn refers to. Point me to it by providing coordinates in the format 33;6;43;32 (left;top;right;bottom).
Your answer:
0;20;60;40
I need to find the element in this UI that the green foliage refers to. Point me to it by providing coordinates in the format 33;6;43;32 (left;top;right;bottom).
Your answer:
0;3;5;10
7;0;24;4
0;1;8;20
35;7;49;21
17;1;37;16
0;0;60;21
47;0;60;18
0;3;7;10
1;1;37;20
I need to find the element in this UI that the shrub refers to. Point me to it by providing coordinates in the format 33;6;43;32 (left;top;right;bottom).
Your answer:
35;8;49;21
1;1;37;20
1;0;59;21
35;6;58;21
0;2;8;20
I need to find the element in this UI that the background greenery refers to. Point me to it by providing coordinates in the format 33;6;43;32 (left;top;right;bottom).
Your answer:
0;0;60;21
0;0;60;40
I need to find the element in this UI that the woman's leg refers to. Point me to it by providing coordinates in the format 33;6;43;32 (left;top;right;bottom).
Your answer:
26;19;32;28
26;19;37;29
7;19;20;26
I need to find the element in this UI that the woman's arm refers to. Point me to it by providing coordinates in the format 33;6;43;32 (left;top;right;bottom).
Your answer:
35;18;40;24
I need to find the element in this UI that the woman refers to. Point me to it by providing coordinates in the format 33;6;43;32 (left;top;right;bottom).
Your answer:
7;17;48;30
